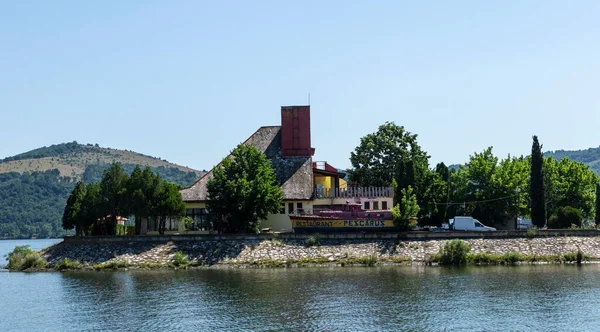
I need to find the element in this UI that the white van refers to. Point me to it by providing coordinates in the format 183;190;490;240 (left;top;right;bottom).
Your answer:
450;216;496;231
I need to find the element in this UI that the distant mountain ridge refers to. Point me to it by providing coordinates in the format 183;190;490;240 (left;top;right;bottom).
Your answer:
447;146;600;176
545;146;600;176
0;141;202;179
0;141;205;239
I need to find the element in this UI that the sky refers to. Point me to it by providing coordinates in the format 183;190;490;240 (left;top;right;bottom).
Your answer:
1;1;600;171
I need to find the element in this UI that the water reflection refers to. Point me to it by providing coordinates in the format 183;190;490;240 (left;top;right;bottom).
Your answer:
2;265;600;331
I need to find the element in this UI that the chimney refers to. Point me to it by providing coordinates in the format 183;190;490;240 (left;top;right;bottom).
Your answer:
280;105;315;157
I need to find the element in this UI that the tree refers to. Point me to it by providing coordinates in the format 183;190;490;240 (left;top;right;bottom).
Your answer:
349;122;429;187
392;186;420;231
494;155;529;229
543;156;598;220
153;182;185;235
442;148;529;228
425;163;451;226
99;163;129;235
348;122;430;215
81;183;101;236
127;166;160;235
207;144;283;233
596;183;600;226
530;136;546;228
62;181;86;235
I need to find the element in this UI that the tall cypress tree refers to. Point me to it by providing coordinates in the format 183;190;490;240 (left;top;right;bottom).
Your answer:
530;135;546;227
595;183;600;226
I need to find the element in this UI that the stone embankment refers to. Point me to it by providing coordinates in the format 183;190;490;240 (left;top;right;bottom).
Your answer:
40;231;600;269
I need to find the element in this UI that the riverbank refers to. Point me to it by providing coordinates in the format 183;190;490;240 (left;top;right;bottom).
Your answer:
8;231;594;271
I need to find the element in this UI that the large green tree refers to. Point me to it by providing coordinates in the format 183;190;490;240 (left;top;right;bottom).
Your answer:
543;156;598;220
530;135;546;227
153;182;186;235
207;144;283;233
62;181;86;235
81;183;101;235
349;122;429;187
127;166;161;235
348;122;431;215
442;148;528;228
99;163;129;235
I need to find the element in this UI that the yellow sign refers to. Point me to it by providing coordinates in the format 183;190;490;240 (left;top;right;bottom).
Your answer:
291;219;395;228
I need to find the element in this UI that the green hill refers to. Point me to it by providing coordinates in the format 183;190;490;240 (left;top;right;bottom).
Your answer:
545;146;600;176
0;142;205;239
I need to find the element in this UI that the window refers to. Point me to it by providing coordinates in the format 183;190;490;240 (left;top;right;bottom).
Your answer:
373;201;379;210
280;203;285;214
382;201;388;210
297;202;303;214
288;203;294;214
475;222;483;228
297;202;303;209
364;201;370;210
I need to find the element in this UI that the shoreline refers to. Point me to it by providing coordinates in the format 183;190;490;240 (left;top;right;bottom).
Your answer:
3;232;598;271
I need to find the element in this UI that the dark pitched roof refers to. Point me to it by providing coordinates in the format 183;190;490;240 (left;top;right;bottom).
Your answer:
180;126;314;202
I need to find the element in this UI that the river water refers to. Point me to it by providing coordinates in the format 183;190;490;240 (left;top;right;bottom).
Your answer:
2;239;600;331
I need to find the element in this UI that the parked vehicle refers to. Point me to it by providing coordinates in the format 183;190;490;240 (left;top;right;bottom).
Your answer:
517;217;535;230
449;216;496;231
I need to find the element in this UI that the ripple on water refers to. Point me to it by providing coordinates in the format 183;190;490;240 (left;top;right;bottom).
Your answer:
3;265;600;331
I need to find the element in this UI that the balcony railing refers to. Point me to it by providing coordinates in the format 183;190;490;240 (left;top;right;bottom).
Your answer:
314;186;394;199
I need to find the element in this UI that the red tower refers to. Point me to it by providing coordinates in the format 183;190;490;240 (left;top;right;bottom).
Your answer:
280;105;315;157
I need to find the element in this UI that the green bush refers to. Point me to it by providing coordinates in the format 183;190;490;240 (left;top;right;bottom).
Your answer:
467;252;496;264
182;216;195;232
305;234;321;247
436;239;471;265
548;206;582;229
5;245;48;271
93;260;128;270
525;229;537;239
116;224;135;236
54;258;83;271
501;252;521;265
172;251;190;267
563;252;578;262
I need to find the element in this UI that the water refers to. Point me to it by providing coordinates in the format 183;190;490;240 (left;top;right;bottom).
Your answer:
2;240;600;331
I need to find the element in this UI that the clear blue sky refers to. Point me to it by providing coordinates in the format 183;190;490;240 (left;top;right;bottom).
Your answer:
2;1;600;171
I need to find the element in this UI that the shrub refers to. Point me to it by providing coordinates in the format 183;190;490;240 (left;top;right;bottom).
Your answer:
577;250;584;264
182;216;195;232
525;229;537;239
563;252;578;262
501;252;521;265
93;260;128;270
436;239;471;265
116;224;135;236
392;186;420;231
548;206;582;229
363;254;378;266
467;252;496;265
54;258;83;271
172;251;190;267
305;234;321;247
5;245;48;271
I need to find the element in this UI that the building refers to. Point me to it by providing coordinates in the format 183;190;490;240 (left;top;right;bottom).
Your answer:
179;105;394;232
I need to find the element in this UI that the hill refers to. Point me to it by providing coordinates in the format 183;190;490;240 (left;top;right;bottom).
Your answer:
545;146;600;176
0;142;205;239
